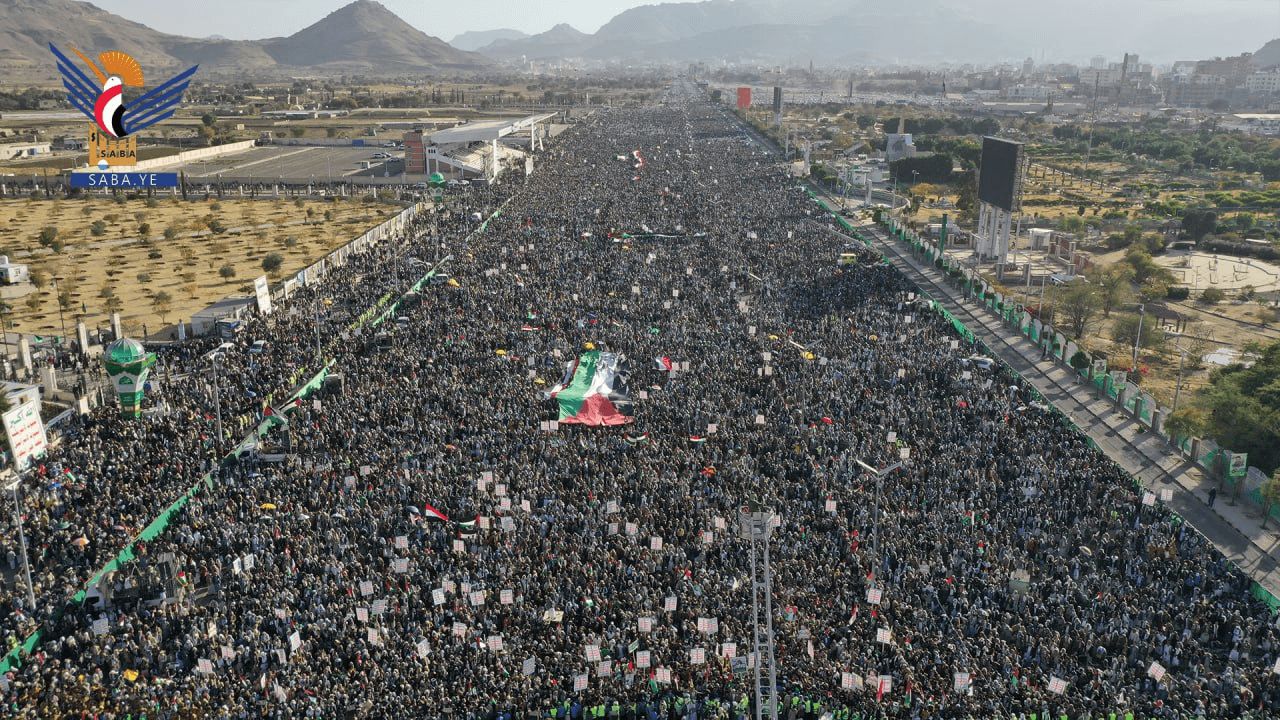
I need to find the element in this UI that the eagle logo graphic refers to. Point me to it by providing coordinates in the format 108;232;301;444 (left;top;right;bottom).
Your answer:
50;43;197;139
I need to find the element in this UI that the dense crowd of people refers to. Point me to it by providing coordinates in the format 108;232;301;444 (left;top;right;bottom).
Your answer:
1;88;1278;719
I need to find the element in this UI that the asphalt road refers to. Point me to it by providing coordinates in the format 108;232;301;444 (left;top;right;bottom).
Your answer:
178;146;401;180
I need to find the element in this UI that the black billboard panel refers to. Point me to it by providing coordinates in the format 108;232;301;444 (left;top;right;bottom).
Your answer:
977;137;1023;212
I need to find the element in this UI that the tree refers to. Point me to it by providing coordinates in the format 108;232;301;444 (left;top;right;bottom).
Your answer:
1163;407;1207;444
104;295;123;315
24;294;40;313
219;263;237;283
1182;210;1217;241
181;247;197;266
29;269;48;289
1199;287;1226;304
37;226;58;247
1113;313;1164;352
261;252;284;276
152;291;172;322
138;222;151;240
1069;349;1091;375
1059;282;1101;338
201;113;217;127
1091;265;1133;318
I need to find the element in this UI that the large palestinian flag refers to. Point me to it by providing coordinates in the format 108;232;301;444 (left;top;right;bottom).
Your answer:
546;351;634;426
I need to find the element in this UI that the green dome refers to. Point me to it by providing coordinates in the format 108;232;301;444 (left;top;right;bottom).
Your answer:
105;337;146;364
429;173;445;186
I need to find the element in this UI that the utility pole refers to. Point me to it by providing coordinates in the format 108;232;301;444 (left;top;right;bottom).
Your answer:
1132;303;1145;370
5;478;35;614
210;353;223;457
740;503;779;720
854;458;904;586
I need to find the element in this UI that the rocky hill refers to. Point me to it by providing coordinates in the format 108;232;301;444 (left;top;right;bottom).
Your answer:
0;0;492;81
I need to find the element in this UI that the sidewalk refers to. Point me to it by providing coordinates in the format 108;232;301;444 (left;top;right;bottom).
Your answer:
861;221;1280;601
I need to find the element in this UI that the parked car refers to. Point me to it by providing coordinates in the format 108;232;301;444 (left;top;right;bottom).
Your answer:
249;340;270;354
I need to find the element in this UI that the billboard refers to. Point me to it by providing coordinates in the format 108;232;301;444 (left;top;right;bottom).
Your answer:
737;87;751;108
977;137;1024;212
254;275;273;315
3;399;47;472
772;86;782;114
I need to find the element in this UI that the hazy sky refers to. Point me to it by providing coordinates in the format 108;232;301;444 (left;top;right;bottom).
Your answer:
85;0;1280;64
90;0;653;42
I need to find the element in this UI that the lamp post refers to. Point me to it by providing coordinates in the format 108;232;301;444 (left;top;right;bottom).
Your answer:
854;457;904;586
208;352;223;457
5;478;36;614
1132;303;1145;371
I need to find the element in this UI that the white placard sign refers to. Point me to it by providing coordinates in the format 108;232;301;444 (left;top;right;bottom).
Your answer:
664;596;677;612
197;658;214;674
1142;492;1156;507
1048;676;1068;694
432;588;445;605
487;635;503;652
289;631;301;652
452;622;466;637
650;536;663;550
356;607;369;622
867;587;883;605
254;275;272;315
523;657;536;676
1160;488;1173;502
359;581;374;597
395;535;408;550
92;618;109;635
372;598;388;616
501;588;514;605
393;558;408;574
3;400;47;471
876;627;892;644
416;639;430;658
586;644;601;662
574;674;588;692
953;672;970;691
596;661;612;677
689;648;706;665
841;672;861;690
368;628;381;645
470;590;485;606
655;667;671;684
636;650;651;668
721;643;736;658
1148;661;1166;682
638;617;654;633
825;499;837;513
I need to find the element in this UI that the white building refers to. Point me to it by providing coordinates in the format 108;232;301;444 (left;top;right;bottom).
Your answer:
1246;71;1280;95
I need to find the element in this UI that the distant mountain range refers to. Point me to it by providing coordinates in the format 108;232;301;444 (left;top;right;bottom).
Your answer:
475;0;1280;67
449;29;528;52
0;0;491;80
0;0;1274;80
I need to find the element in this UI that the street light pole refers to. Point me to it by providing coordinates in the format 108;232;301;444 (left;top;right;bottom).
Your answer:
1132;303;1145;370
6;478;36;614
210;353;223;457
854;458;904;585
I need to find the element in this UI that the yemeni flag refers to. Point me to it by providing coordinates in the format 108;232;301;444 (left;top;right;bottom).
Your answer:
546;351;634;426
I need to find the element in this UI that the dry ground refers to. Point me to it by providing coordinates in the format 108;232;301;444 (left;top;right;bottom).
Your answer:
0;196;398;339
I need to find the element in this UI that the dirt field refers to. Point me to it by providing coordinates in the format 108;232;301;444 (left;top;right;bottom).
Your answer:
0;196;398;339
